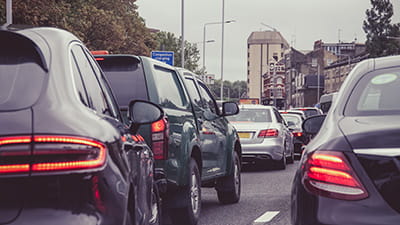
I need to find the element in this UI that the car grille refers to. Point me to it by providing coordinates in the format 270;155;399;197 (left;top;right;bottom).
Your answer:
357;154;400;213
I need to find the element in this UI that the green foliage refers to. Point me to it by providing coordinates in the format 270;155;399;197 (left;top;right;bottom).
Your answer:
363;0;400;57
155;31;201;72
209;79;247;101
0;0;157;55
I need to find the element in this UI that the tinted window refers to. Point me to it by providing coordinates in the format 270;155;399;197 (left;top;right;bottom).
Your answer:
153;66;187;109
345;70;400;116
71;45;112;116
228;109;272;122
0;38;46;111
98;57;148;107
71;52;90;107
197;82;218;114
184;77;202;107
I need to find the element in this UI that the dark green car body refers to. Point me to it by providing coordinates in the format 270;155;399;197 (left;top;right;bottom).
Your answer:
95;54;242;225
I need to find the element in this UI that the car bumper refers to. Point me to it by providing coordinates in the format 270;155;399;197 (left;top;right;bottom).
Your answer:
241;140;284;162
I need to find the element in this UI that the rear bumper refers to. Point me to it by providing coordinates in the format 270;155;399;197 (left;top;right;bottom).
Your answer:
241;141;284;162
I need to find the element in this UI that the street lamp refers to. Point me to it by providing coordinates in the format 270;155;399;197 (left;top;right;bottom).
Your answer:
202;20;235;71
181;0;185;68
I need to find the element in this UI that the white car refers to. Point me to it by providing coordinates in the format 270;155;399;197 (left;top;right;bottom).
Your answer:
228;104;294;169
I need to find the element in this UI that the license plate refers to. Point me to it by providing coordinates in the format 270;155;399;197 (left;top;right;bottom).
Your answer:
238;132;251;139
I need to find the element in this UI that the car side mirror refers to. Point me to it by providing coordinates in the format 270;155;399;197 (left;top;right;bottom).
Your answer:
128;100;164;133
221;102;239;116
302;115;326;135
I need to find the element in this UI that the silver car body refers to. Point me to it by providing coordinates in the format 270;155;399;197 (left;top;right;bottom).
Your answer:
228;104;294;165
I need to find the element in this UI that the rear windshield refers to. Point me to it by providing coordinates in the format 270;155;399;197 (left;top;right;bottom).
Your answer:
345;69;400;116
281;114;301;127
97;57;148;108
228;109;272;122
0;35;46;111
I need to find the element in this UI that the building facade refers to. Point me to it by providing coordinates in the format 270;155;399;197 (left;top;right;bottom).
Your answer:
247;31;289;103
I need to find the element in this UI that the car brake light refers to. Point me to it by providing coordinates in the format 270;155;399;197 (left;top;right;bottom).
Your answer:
302;150;368;200
0;135;106;174
151;117;169;160
91;50;109;55
258;129;279;137
292;132;303;137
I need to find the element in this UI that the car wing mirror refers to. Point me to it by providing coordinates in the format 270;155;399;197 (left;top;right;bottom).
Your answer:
128;100;164;134
221;102;239;116
302;115;326;135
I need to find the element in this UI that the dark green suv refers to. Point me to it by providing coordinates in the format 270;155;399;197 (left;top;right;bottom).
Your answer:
94;55;242;225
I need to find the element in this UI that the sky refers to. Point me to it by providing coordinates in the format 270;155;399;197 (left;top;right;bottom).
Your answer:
136;0;400;82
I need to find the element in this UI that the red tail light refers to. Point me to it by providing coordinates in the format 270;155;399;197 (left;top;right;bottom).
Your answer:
258;129;279;137
151;117;169;160
302;150;368;200
0;136;106;174
91;50;109;55
292;131;303;137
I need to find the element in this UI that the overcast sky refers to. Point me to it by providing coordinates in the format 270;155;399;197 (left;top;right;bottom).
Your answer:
136;0;400;81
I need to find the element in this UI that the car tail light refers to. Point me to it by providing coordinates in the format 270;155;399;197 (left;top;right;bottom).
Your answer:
292;131;303;137
302;150;368;200
151;117;169;160
258;129;279;137
91;50;109;55
0;135;106;175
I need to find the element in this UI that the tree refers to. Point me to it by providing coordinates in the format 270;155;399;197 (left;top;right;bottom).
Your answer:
209;79;247;101
155;31;201;73
363;0;400;57
0;0;157;55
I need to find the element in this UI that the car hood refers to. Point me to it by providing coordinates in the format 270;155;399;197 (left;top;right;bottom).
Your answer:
338;115;400;149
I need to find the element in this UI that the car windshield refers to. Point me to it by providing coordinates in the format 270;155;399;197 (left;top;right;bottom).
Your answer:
345;70;400;116
228;109;272;122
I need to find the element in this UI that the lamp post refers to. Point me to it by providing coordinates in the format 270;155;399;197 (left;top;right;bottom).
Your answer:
181;0;185;68
6;0;12;25
202;20;235;73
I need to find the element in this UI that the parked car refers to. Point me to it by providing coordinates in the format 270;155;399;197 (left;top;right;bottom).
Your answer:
291;55;400;225
227;104;294;169
0;27;162;225
280;113;308;158
93;54;242;225
290;107;323;118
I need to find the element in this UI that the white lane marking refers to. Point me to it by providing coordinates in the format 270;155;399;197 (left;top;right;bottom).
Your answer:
254;211;280;223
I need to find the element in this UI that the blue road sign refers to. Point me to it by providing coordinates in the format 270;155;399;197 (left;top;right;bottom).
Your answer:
151;51;174;66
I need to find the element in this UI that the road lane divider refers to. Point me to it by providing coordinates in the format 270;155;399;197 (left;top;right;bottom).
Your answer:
254;211;280;223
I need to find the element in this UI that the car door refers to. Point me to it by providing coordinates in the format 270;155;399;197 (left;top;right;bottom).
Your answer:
185;76;226;177
273;108;292;156
71;44;152;220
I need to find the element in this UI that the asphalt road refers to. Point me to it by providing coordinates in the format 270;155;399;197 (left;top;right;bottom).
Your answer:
163;161;299;225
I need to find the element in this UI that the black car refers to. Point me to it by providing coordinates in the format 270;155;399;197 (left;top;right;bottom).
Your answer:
0;26;163;225
280;113;308;158
291;55;400;225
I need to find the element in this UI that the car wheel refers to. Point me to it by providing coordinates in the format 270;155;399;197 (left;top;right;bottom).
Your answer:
169;158;201;225
216;152;241;204
149;184;162;225
276;150;286;170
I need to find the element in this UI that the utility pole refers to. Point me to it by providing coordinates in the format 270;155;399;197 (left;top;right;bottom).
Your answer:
6;0;12;25
181;0;185;68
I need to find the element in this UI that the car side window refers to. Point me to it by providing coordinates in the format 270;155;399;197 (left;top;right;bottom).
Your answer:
70;54;90;107
184;77;203;107
197;81;218;114
71;45;115;117
153;66;188;110
273;109;284;123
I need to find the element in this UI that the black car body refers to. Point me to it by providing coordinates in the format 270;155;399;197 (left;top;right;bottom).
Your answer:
291;55;400;225
0;27;162;225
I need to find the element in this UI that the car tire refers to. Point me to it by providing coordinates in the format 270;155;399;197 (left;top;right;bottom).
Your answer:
276;150;286;170
169;159;201;225
149;184;162;225
216;152;241;204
